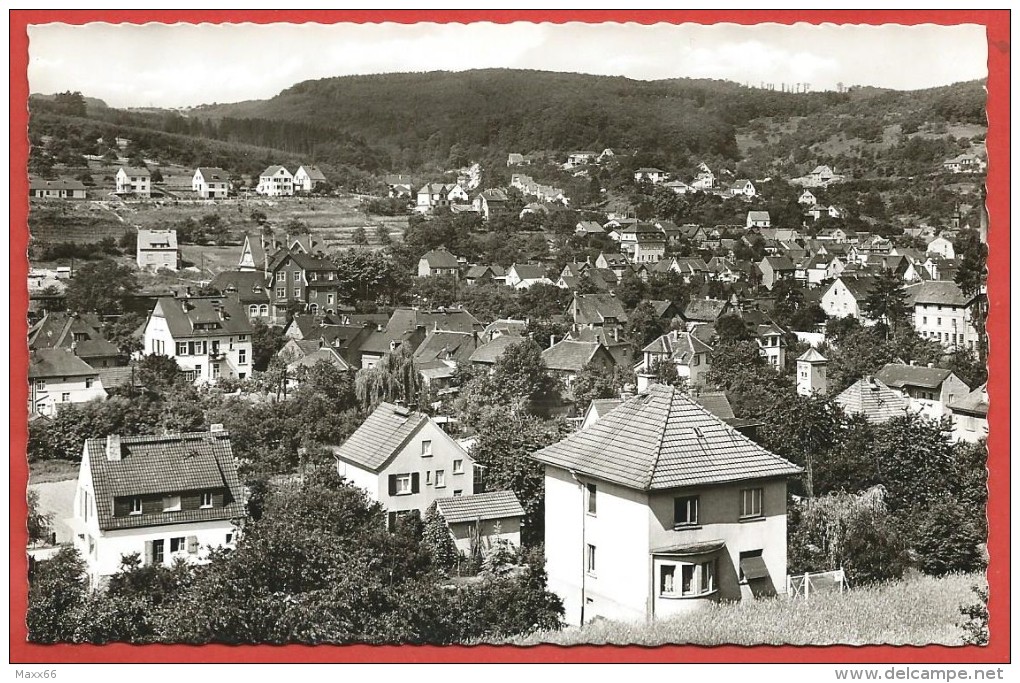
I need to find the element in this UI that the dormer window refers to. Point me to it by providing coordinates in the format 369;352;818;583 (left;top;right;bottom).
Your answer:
200;492;213;508
130;497;142;515
163;495;181;512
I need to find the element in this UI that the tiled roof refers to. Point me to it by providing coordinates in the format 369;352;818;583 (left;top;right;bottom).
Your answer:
762;256;795;271
28;311;120;360
196;167;228;182
297;165;327;181
571;293;628;326
85;431;245;531
469;334;525;364
691;390;735;421
288;347;351;372
542;339;608;372
30;177;86;191
747;211;770;221
465;264;506;279
29;348;98;379
683;298;728;322
208;271;271;304
482;319;527;338
797;348;827;363
949;384;988;417
532;384;802;490
642;330;712;364
413;330;479;365
435;490;524;524
97;366;141;389
119;166;150;176
386;308;483;336
838;276;880;301
331;402;429;471
152;296;253;338
261;165;289;177
511;264;548;281
479;189;509;202
904;281;974;307
420;249;460;269
834;377;911;424
645;300;675;318
875;363;959;391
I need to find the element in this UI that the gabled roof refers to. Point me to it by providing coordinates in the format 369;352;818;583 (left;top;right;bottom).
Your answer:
683;298;728;323
287;346;351;372
208;270;271;304
478;189;509;202
28;311;120;360
435;490;524;524
598;252;629;267
29;348;99;379
119;166;150;176
576;221;604;234
762;256;795;271
386;307;483;335
949;383;988;417
834;377;911;424
482;318;527;338
747;211;771;221
465;264;506;279
137;228;178;250
195;167;228;182
511;264;548;281
691;390;736;421
836;276;880;301
542;339;611;373
261;165;290;177
875;363;961;391
412;330;479;365
904;281;975;307
644;300;676;318
331;402;433;472
30;177;86;191
296;165;327;181
532;384;802;490
420;248;460;269
642;330;712;364
85;431;245;531
468;334;525;364
151;296;253;338
571;293;629;326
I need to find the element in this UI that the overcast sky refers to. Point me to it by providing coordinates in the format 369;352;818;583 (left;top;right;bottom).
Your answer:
28;21;987;108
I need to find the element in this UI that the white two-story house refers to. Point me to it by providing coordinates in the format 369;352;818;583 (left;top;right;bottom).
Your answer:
293;165;327;193
70;429;244;587
874;363;972;420
331;401;478;529
637;330;713;388
142;296;254;384
256;166;294;196
115;167;151;197
192;167;230;199
533;384;802;626
29;348;107;417
905;281;982;353
136;228;179;272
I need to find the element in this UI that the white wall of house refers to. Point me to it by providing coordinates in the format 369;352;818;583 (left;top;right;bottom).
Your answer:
544;466;653;626
335;459;381;500
143;313;253;384
820;280;861;320
115;169;150;196
912;303;979;352
448;517;522;555
30;374;106;416
257;169;293;196
192;171;229;198
137;248;178;272
951;411;988;444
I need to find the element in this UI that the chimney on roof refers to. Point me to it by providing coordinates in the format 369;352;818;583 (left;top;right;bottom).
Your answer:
210;423;225;433
549;334;557;348
621;382;637;399
70;341;78;356
106;434;122;461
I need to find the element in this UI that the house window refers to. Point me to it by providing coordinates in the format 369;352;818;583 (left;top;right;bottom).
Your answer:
277;272;286;283
452;459;464;474
130;497;142;515
425;471;432;485
259;305;269;316
586;544;596;575
238;349;247;365
163;495;182;512
249;304;259;317
293;287;301;298
226;533;234;545
435;470;446;488
170;536;186;553
586;483;597;515
421;440;432;457
740;488;764;519
152;539;165;565
454;490;463;497
200;492;213;508
35;380;45;391
326;294;335;305
395;474;412;495
61;393;70;402
177;342;188;356
674;495;699;528
85;378;94;389
739;549;767;583
276;287;286;298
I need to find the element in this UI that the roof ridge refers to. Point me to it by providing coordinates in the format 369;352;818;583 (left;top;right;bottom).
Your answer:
643;386;674;489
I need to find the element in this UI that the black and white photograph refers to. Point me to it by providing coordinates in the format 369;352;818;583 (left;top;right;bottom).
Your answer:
21;16;993;651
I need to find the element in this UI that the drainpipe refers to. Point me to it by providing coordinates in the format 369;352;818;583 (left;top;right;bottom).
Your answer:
569;469;586;626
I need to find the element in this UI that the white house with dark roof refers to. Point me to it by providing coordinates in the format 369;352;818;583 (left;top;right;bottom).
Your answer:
634;168;667;184
746;211;771;229
29;348;107;417
136;228;179;272
542;339;616;399
293;165;328;193
29;177;87;199
331;401;477;528
729;179;756;198
142;296;254;384
949;384;988;443
435;490;524;554
192;167;229;199
874;363;971;420
115;167;151;196
256;166;294;196
905;281;981;352
70;429;244;587
506;263;552;290
533;384;802;625
637;330;713;388
417;248;461;278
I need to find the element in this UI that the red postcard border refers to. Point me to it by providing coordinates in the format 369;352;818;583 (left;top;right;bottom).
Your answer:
9;9;1010;665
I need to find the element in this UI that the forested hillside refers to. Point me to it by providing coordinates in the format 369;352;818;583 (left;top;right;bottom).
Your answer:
30;70;986;181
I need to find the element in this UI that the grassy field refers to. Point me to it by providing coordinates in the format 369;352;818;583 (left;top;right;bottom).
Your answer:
28;459;81;484
511;572;983;646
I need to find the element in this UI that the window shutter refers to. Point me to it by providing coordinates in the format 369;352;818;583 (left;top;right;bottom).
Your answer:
187;536;199;554
144;540;154;565
411;473;420;494
388;475;397;496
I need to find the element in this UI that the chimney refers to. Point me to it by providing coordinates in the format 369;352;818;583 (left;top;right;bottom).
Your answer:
621;382;637;399
210;423;224;433
549;334;557;348
106;434;122;461
70;341;78;356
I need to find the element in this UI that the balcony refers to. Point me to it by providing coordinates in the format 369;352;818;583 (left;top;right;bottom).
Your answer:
208;351;225;361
